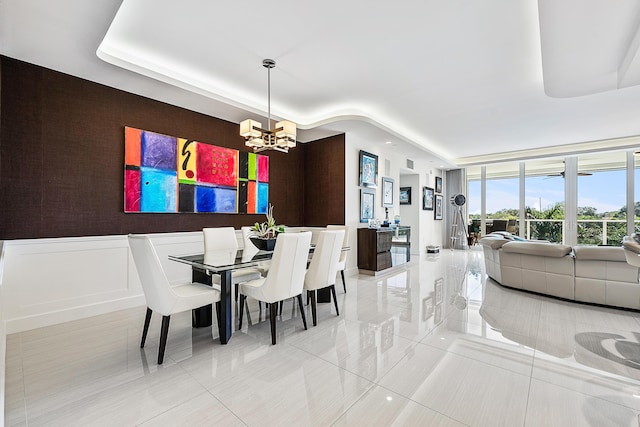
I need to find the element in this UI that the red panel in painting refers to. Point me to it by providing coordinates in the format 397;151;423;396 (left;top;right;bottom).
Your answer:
125;127;142;166
196;143;237;187
258;155;269;182
125;168;141;212
247;181;257;214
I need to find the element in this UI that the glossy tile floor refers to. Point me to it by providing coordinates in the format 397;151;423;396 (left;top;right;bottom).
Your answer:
5;248;640;426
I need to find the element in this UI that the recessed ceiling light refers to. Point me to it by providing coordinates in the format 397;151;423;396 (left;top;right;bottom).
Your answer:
385;141;393;144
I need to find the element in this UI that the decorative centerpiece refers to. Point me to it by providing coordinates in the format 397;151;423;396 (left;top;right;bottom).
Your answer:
250;204;284;251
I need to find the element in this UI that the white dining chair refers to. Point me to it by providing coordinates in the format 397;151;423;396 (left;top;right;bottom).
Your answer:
327;225;350;293
238;231;312;344
203;227;263;301
304;229;345;326
241;226;271;275
128;234;221;365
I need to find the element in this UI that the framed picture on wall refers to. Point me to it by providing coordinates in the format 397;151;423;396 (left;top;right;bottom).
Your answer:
359;150;378;188
434;194;443;220
382;177;394;207
399;187;412;205
423;186;434;210
435;176;443;194
360;188;376;222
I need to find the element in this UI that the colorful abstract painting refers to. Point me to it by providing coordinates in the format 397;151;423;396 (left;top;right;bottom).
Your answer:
124;127;269;213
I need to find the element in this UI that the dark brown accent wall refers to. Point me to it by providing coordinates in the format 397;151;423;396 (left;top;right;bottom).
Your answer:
0;56;344;239
303;134;346;226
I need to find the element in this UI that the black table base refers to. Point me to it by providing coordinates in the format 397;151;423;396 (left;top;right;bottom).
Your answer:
191;268;232;344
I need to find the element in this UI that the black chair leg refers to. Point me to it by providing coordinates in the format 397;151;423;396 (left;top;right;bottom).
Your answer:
296;294;308;330
269;302;278;345
141;307;152;348
238;294;246;329
331;285;340;316
341;270;346;293
215;301;222;338
279;300;284;315
158;315;171;365
310;291;317;326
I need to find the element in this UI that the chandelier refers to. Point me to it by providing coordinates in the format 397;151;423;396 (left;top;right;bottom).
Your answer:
240;59;297;153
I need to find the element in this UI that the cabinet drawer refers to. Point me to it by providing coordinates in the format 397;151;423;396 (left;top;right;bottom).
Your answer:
377;232;392;252
376;252;392;270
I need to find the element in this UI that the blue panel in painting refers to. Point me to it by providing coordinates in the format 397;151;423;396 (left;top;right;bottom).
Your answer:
257;183;269;214
141;131;177;170
213;187;237;213
195;186;237;213
140;167;177;212
195;186;216;212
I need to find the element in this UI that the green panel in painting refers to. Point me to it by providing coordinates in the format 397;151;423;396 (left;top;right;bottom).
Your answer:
248;153;257;181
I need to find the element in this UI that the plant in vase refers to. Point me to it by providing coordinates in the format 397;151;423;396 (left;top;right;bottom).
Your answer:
251;204;284;250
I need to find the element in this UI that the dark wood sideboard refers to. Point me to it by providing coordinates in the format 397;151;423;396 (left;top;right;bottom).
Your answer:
358;226;411;274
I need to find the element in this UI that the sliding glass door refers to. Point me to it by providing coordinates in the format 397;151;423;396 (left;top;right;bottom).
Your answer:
524;158;565;242
467;149;635;245
577;152;626;245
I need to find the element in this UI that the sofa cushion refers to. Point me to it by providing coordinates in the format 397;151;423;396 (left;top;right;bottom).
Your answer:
479;237;509;249
623;240;640;255
501;241;572;258
573;246;626;262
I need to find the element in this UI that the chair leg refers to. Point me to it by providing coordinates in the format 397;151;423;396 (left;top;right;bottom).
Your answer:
341;270;346;293
331;285;340;316
215;301;222;338
296;294;308;330
269;302;278;345
158;315;171;365
279;300;284;315
235;284;239;302
310;290;317;327
141;307;152;348
238;294;246;329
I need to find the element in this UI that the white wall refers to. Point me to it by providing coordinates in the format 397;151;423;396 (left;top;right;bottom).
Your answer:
399;174;420;255
1;240;6;425
345;134;444;259
0;233;203;334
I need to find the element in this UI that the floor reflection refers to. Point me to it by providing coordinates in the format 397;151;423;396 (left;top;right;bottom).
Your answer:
5;247;640;425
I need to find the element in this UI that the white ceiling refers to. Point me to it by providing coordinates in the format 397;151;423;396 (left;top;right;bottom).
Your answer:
3;0;640;168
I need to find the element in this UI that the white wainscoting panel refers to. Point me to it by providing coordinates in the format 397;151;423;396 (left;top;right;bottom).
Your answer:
1;232;204;334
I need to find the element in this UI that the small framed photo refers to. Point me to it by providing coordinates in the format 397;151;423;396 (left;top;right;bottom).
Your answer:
434;194;443;220
382;177;394;207
435;176;443;194
423;186;434;210
399;187;411;205
422;295;434;321
360;188;375;223
434;304;442;325
434;278;443;304
359;150;378;188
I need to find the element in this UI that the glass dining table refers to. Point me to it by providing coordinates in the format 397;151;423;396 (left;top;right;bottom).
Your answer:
169;242;349;344
169;246;272;344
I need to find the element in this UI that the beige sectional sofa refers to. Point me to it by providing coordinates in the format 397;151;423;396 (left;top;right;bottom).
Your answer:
480;235;640;309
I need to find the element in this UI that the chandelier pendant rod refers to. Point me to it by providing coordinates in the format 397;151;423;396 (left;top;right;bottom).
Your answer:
267;62;271;133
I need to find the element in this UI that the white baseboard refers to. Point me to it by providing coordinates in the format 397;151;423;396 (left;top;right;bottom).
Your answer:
4;295;146;335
